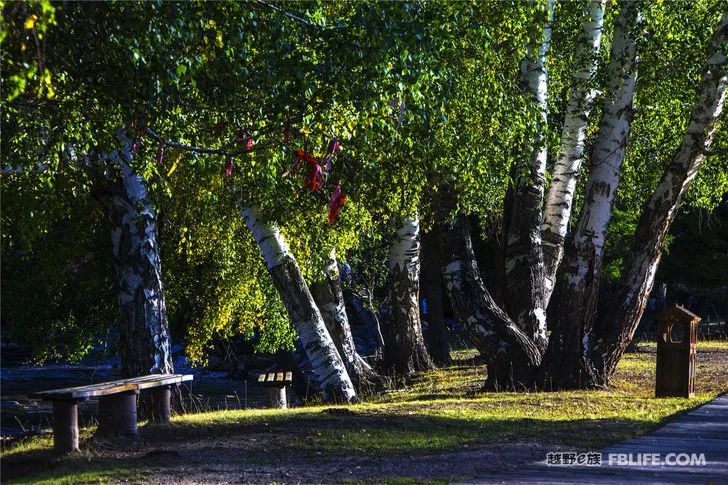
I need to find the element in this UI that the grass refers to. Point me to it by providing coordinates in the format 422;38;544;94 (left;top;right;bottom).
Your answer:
635;340;728;351
8;467;149;485
2;340;727;484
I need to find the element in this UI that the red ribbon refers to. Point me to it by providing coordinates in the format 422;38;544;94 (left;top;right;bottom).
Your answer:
224;155;234;176
328;184;346;223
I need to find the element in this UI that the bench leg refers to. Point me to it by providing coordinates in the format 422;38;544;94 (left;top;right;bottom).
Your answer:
149;385;171;423
52;400;80;454
97;390;138;437
267;387;287;409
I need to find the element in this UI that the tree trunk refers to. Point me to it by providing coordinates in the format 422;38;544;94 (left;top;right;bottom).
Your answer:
241;207;357;402
542;0;607;305
591;13;727;385
435;186;541;389
344;288;385;360
310;249;380;388
540;0;642;389
95;141;173;378
420;227;451;366
382;216;434;375
502;0;553;351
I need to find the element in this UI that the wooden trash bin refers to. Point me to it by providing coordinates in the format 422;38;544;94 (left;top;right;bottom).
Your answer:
655;305;700;398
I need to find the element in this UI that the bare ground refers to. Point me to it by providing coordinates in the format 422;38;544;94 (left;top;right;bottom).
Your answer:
142;440;550;484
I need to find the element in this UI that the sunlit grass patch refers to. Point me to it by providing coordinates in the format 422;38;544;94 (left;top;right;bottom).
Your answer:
634;340;728;351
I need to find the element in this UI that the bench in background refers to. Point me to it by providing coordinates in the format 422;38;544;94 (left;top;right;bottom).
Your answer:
257;371;293;409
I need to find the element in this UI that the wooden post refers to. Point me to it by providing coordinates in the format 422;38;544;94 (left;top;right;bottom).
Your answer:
97;390;139;436
267;387;287;409
258;371;292;409
149;385;172;423
52;399;80;454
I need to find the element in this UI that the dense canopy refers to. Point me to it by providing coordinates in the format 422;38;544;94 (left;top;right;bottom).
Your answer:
1;1;726;396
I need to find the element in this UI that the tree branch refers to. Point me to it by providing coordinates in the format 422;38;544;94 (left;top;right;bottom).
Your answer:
255;0;331;32
144;128;276;157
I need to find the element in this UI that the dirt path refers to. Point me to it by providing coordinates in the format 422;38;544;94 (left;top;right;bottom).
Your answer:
138;440;550;484
3;429;555;484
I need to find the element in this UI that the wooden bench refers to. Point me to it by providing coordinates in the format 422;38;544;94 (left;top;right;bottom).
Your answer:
257;371;293;409
30;373;193;454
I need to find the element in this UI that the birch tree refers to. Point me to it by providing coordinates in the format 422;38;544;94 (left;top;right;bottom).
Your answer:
2;139;175;377
428;0;725;389
542;0;607;305
591;11;727;384
382;216;434;374
436;190;541;388
90;139;174;377
310;249;379;387
502;0;554;352
4;0;723;395
241;208;357;402
541;0;643;387
1;3;178;376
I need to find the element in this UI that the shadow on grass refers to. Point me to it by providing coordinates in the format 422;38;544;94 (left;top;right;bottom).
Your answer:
1;411;657;484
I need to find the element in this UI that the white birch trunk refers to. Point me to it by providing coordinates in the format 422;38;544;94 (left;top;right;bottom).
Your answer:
310;249;379;386
503;0;554;351
592;12;727;384
539;0;642;388
542;0;607;305
8;133;175;378
382;216;433;374
241;207;357;402
97;136;174;377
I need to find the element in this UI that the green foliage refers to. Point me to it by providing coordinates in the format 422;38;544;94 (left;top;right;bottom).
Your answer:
1;0;57;101
1;0;725;363
617;0;726;220
1;171;115;363
658;199;728;289
596;0;726;281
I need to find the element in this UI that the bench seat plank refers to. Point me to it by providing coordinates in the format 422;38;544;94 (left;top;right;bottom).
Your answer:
256;371;293;388
29;374;193;400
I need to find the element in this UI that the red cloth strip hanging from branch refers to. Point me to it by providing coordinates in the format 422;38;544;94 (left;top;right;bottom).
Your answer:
328;183;346;223
224;155;234;176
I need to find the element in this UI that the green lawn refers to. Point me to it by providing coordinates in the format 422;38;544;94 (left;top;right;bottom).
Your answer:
3;341;727;484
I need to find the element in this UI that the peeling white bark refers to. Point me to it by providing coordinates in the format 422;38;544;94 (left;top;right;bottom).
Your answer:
517;0;553;187
311;249;379;386
540;1;643;388
383;215;433;374
563;1;643;294
240;207;292;269
439;210;541;388
542;0;607;304
388;216;420;271
241;207;357;402
98;134;173;377
503;0;554;352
